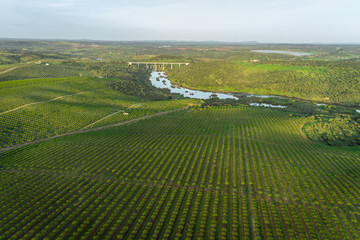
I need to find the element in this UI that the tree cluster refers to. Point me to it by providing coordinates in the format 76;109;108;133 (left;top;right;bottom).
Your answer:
304;114;360;146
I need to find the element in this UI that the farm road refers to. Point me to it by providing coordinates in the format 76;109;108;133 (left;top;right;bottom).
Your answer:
0;66;20;75
82;104;142;130
0;107;186;152
0;91;88;116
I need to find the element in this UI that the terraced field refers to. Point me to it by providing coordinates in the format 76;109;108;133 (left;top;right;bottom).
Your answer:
1;106;359;239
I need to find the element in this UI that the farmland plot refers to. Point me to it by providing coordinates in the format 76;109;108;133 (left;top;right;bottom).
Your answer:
0;64;95;82
1;106;359;239
0;77;197;148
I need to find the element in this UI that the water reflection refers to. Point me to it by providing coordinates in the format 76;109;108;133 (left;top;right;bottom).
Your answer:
249;103;286;108
149;72;287;108
251;50;312;56
149;72;237;100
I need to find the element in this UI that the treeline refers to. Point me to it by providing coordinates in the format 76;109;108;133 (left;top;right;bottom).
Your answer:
261;59;360;70
167;61;360;106
0;50;72;64
108;80;171;101
199;97;360;146
200;97;320;115
82;61;150;80
83;61;172;100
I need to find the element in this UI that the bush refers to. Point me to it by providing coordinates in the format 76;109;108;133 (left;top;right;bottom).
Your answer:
304;114;360;146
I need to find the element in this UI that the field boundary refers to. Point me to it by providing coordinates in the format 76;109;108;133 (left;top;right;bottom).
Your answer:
0;91;88;115
0;66;20;75
82;104;142;130
0;107;187;152
82;110;122;130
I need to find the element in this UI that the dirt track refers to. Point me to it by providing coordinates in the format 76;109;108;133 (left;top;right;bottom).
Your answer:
0;107;186;152
0;66;19;75
0;92;88;116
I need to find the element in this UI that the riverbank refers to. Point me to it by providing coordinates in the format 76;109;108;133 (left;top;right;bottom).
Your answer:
165;61;360;107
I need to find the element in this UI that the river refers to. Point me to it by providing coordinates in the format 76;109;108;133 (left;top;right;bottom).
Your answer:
149;72;287;108
149;72;238;100
251;50;312;56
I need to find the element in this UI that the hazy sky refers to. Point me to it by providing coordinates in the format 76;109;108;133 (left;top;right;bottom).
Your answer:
1;0;360;43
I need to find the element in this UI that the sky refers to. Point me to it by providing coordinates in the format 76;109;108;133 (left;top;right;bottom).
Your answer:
1;0;360;43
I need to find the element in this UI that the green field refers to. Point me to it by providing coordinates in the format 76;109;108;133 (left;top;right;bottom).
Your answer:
1;106;360;239
1;40;360;240
0;64;95;81
0;77;197;148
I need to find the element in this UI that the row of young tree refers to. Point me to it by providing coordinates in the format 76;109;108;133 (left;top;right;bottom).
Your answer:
1;106;360;239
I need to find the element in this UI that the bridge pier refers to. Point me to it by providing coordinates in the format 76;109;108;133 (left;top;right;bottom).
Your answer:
128;62;189;71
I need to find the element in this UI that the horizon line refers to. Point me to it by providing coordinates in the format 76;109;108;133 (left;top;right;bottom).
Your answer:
1;37;360;45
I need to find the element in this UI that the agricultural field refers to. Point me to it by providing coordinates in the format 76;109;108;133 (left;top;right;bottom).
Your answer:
1;106;360;239
0;76;197;148
0;64;95;81
1;40;360;239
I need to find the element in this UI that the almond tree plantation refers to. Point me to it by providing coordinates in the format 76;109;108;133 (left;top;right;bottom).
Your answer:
1;106;360;239
1;40;360;239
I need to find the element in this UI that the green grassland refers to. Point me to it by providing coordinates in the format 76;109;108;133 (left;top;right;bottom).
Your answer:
1;106;359;239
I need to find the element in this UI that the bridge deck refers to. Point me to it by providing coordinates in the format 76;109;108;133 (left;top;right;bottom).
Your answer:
128;62;189;65
128;62;189;70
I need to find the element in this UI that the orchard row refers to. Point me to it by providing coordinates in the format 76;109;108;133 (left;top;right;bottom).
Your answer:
1;106;359;239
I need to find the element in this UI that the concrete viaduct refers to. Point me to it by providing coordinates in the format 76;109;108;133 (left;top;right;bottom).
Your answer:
128;62;189;71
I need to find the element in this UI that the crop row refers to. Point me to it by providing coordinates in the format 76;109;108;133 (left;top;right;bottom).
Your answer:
0;77;197;148
1;106;359;239
0;64;94;82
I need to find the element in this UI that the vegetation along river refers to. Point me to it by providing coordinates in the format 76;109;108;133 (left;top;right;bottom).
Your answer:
149;72;287;108
251;50;312;56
